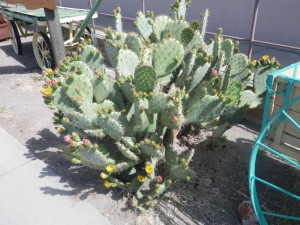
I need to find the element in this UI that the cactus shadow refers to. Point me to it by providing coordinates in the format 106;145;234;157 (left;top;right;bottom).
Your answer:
25;128;124;202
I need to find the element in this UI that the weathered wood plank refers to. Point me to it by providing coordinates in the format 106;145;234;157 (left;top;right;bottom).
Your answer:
44;9;66;67
5;0;56;10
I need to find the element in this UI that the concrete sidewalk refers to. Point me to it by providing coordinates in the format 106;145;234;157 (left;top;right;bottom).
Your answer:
0;127;111;225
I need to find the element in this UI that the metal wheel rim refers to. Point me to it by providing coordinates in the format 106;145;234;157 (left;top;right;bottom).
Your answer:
32;33;52;69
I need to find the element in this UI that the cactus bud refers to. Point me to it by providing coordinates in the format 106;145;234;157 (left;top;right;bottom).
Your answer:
165;179;172;186
56;127;65;134
211;89;218;95
147;195;153;200
71;132;80;142
100;172;108;179
186;176;191;182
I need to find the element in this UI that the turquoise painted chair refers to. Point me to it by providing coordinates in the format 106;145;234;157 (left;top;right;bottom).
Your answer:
249;62;300;224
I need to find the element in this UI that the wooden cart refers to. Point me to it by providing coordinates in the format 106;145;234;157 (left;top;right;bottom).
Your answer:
1;0;101;69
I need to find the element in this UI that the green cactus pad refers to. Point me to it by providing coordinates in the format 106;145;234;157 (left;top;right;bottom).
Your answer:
125;33;143;56
134;65;157;92
160;105;184;129
181;27;194;46
212;123;229;138
135;11;153;40
93;76;115;103
199;9;210;39
148;93;172;114
113;7;122;32
169;166;195;180
163;20;189;41
240;90;262;108
153;38;184;77
185;95;225;124
120;82;135;103
230;53;248;75
78;145;114;170
65;74;93;106
92;101;115;115
186;62;210;92
221;39;234;63
254;65;275;96
97;115;124;140
165;147;178;165
184;31;204;55
116;142;140;162
67;111;94;130
153;15;173;41
104;40;119;68
224;81;242;106
82;129;106;138
80;45;105;74
177;51;197;86
141;47;153;67
133;108;150;133
139;141;165;158
117;49;139;78
114;162;137;173
67;61;94;81
53;87;78;113
120;137;135;148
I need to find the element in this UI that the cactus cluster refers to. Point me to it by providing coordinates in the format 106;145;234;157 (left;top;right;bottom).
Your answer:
42;0;279;210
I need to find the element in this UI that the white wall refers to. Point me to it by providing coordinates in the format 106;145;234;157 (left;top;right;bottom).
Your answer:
57;0;300;47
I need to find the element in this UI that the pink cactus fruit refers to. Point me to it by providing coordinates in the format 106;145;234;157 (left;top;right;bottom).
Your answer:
50;78;58;86
64;135;71;143
82;138;91;147
156;176;163;183
171;116;179;124
210;68;218;77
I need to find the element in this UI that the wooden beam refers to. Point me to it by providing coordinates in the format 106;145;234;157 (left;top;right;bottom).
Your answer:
5;0;57;10
44;8;66;67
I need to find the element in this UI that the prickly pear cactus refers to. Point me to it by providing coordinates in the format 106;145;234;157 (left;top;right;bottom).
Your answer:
42;0;280;211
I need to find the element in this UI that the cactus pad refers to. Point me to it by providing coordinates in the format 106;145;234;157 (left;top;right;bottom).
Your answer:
153;38;184;77
153;15;173;41
135;11;153;40
134;65;157;92
125;33;143;56
117;49;139;77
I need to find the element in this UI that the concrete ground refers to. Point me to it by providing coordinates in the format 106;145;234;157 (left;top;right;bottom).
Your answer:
0;39;112;225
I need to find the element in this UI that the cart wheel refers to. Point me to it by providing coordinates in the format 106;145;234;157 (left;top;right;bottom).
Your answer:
32;32;55;70
8;20;22;55
84;26;98;48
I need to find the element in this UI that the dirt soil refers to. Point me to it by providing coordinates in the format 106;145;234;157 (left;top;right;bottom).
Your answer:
1;39;299;225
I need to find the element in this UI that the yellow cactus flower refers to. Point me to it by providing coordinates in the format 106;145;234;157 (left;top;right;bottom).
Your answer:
105;164;115;173
145;165;153;174
100;172;108;179
103;180;111;188
137;175;145;183
41;87;52;96
251;60;257;66
261;55;269;60
46;68;54;75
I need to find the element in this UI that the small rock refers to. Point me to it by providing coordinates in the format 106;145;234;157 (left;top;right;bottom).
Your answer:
202;178;212;187
239;201;258;225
